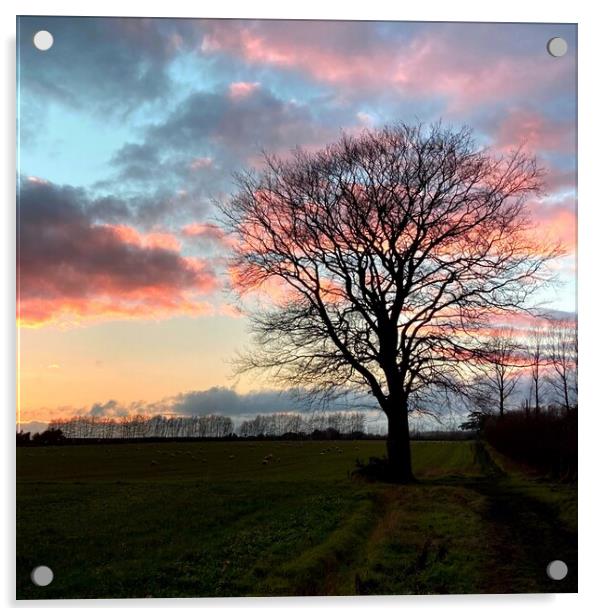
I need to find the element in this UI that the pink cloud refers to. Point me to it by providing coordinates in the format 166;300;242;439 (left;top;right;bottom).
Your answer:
394;38;570;113
26;175;50;185
18;180;221;328
228;81;260;99
544;167;577;194
107;224;182;251
189;156;214;171
182;222;231;244
201;23;573;114
356;111;376;127
202;22;389;88
19;293;216;329
530;199;577;253
493;110;575;155
217;303;244;318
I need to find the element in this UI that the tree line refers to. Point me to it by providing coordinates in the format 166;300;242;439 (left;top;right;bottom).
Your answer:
468;320;577;419
480;407;577;480
46;414;234;440
238;411;366;437
18;411;369;442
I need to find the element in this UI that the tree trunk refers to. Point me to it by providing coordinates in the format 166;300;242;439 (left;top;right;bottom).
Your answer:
386;405;415;483
563;379;570;414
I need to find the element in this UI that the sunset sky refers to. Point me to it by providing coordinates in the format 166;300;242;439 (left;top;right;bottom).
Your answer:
17;17;577;427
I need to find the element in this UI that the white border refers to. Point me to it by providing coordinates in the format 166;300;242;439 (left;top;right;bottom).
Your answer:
2;1;601;614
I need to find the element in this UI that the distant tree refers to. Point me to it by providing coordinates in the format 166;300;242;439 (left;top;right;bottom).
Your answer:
546;322;577;412
32;428;66;446
311;427;341;441
520;396;532;417
473;328;524;417
459;410;490;432
16;431;31;446
528;325;547;416
222;123;560;482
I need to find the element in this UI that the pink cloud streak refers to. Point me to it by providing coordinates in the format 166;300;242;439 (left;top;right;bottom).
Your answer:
201;24;573;114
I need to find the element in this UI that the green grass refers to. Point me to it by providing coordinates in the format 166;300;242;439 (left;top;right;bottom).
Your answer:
16;440;480;483
16;440;577;599
484;444;577;533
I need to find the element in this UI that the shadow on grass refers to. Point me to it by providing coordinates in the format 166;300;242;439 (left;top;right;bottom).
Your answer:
417;442;577;593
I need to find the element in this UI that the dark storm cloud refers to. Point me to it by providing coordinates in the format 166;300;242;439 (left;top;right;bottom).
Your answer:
19;180;206;295
170;387;314;416
18;178;219;325
149;87;325;155
109;142;163;182
18;16;199;115
71;386;375;419
95;83;356;233
106;83;356;208
88;400;126;418
86;186;214;230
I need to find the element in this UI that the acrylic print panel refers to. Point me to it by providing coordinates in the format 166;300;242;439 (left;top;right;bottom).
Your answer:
16;16;577;599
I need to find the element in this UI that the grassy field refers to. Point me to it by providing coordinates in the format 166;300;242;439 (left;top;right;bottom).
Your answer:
16;440;577;598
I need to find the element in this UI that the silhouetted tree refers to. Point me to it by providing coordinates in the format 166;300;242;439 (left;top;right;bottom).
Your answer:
459;410;490;432
221;123;560;482
32;428;66;445
528;325;547;416
547;321;577;412
16;431;31;445
472;328;523;417
50;414;234;439
237;411;365;438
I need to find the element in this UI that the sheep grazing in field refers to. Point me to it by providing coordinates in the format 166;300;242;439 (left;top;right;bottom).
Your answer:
229;454;235;459
262;459;268;465
151;460;159;466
